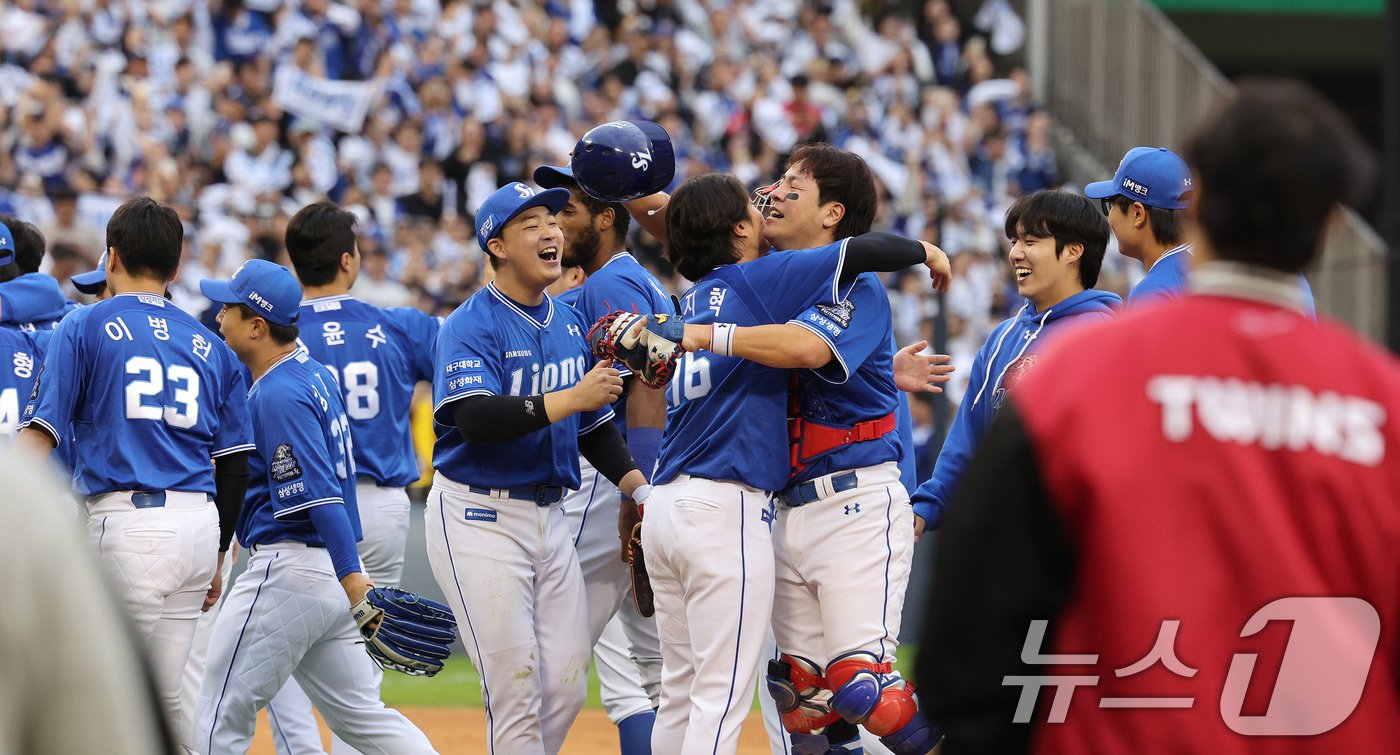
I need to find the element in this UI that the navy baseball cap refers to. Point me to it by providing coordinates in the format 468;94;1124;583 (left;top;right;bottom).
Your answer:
1084;147;1193;210
72;251;107;294
533;164;576;189
0;220;14;267
199;259;302;326
475;182;570;249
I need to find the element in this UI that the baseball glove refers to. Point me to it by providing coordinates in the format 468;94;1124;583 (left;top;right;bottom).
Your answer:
625;522;656;618
587;311;684;389
351;587;459;677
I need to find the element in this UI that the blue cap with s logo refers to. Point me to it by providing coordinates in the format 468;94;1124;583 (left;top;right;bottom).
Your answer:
0;220;14;267
475;182;570;249
1084;146;1194;210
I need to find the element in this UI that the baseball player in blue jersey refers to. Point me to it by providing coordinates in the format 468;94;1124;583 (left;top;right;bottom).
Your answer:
584;166;949;755
536;162;667;755
428;182;652;754
614;145;951;755
194;259;437;754
15;197;254;750
548;253;663;755
0;214;79;330
910;190;1120;536
263;201;442;755
0;221;43;437
1085;146;1317;312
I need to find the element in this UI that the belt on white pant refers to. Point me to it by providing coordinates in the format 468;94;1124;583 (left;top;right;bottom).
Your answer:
435;473;564;506
86;490;213;511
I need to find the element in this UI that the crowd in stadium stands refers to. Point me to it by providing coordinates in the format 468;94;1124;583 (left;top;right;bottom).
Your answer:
0;0;1134;480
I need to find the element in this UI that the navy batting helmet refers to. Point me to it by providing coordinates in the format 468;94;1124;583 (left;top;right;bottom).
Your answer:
570;120;675;202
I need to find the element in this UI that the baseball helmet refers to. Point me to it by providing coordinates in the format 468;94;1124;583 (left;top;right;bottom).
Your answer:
570;120;675;202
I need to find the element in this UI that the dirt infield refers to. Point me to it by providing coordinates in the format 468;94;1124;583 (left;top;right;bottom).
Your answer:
249;707;775;753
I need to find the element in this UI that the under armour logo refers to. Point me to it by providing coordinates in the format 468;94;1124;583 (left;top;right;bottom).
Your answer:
567;324;582;337
844;504;861;516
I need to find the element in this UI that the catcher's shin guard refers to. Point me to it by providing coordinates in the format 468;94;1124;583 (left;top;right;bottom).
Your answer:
827;651;942;754
767;654;841;734
877;708;943;755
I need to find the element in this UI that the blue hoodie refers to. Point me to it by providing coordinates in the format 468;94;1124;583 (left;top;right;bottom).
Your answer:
911;288;1121;528
0;273;78;330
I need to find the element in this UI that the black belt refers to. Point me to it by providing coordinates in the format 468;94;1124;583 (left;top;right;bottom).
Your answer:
467;484;565;507
777;471;859;507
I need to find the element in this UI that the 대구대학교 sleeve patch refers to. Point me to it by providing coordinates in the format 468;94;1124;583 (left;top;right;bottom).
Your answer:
271;443;303;482
816;301;854;329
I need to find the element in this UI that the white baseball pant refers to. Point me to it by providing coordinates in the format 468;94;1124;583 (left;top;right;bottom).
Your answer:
194;542;436;755
425;474;590;755
645;475;776;755
762;462;915;754
86;490;219;751
266;481;413;755
181;543;238;746
561;458;662;721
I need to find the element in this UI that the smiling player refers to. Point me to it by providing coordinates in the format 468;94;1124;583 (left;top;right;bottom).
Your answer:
427;182;653;754
909;190;1119;536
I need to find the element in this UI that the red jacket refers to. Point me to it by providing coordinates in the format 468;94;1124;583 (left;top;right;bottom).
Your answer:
920;288;1400;754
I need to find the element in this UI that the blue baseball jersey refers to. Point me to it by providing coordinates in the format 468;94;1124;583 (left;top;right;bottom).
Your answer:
788;272;902;484
238;349;363;548
432;283;614;488
895;392;917;493
656;241;851;491
1127;245;1191;306
573;252;674;432
1130;245;1316;316
22;293;253;496
554;285;582;307
295;295;440;487
0;327;41;437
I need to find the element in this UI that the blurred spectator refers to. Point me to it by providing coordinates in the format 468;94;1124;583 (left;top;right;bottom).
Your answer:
0;0;1137;476
39;185;102;264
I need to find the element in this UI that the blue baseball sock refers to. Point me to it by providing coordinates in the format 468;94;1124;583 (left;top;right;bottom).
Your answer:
617;709;656;755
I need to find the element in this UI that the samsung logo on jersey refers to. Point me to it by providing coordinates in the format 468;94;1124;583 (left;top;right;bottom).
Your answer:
505;350;533;359
313;301;343;312
137;294;166;307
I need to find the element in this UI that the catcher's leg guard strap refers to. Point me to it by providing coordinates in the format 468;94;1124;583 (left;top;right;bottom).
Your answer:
767;654;840;734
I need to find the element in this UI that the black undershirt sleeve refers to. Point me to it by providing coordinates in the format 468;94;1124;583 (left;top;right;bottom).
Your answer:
917;402;1076;755
452;394;552;442
577;420;639;488
839;232;926;282
212;451;249;552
